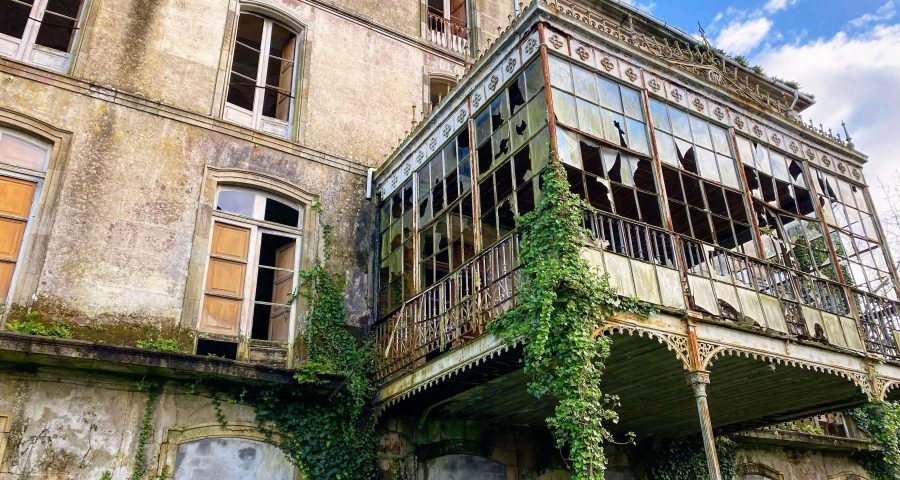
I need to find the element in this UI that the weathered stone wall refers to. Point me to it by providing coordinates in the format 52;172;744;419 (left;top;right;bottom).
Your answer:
0;367;266;480
69;0;476;164
736;444;870;479
0;70;369;330
0;0;513;335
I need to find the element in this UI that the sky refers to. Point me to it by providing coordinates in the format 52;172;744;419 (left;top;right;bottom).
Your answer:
620;0;900;246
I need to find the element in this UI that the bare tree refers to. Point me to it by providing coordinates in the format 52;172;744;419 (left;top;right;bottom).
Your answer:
877;171;900;271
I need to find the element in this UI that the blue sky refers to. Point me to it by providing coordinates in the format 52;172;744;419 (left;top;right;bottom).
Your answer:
623;0;900;252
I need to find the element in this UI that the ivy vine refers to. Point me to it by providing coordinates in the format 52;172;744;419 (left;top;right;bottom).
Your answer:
227;224;376;479
850;401;900;480
132;381;162;480
489;159;652;479
629;436;737;480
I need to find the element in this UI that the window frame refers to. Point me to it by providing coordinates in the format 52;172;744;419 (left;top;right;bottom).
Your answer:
0;127;49;306
223;8;302;139
199;186;304;343
0;0;86;72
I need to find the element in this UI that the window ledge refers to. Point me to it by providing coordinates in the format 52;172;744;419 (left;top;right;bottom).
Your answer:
0;331;339;387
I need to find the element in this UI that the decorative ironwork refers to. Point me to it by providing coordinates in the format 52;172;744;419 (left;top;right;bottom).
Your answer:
376;236;521;381
545;0;793;117
856;292;900;360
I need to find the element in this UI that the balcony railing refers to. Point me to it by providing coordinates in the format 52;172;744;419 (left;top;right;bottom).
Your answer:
374;210;900;381
426;11;469;55
375;235;519;381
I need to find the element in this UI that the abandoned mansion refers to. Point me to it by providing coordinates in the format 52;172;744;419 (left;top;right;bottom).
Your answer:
0;0;898;478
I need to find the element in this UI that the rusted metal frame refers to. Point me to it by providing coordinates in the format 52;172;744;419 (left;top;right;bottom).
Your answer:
466;91;487;341
727;128;811;329
639;89;693;309
860;181;900;297
538;22;560;159
800;163;873;348
727;129;767;262
687;369;723;480
802;165;849;286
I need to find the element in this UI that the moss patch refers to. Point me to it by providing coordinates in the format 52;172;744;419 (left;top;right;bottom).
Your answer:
5;298;193;352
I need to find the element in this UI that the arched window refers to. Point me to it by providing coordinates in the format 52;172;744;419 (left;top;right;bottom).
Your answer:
0;0;85;71
224;9;300;138
0;127;49;304
198;186;303;349
737;463;784;480
428;76;455;113
173;437;296;480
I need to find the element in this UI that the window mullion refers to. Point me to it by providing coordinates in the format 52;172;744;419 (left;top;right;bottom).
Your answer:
17;0;46;60
253;20;274;125
242;225;261;337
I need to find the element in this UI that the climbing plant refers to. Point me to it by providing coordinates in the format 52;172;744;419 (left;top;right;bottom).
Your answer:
850;401;900;480
489;158;652;479
230;224;376;479
629;436;738;480
131;381;162;480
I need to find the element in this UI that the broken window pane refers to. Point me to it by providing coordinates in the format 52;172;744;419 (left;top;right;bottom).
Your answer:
264;198;300;227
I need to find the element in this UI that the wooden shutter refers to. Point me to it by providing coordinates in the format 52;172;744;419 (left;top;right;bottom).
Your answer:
268;242;295;342
200;222;250;336
0;176;36;301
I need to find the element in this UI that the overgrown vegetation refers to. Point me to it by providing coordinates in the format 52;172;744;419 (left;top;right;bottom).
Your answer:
132;381;162;480
6;309;72;338
136;333;183;353
490;159;652;479
850;402;900;480
629;436;737;480
222;225;376;479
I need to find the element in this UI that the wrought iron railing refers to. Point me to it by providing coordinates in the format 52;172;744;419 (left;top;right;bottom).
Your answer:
583;211;677;268
375;216;900;381
856;291;900;360
375;235;519;381
426;11;469;55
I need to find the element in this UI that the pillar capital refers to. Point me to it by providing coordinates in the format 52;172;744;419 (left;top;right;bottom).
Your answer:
686;370;711;396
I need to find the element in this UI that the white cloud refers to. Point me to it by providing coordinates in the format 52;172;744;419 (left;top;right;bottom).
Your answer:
849;0;896;27
764;0;799;13
715;17;774;55
753;24;900;223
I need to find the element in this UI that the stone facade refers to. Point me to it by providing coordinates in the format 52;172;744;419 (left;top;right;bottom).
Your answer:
0;0;892;479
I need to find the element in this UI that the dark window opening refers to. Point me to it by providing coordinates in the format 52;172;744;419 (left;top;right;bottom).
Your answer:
429;77;454;111
197;339;239;359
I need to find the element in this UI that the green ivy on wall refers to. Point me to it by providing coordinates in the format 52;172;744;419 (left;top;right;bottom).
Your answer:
489;159;652;480
235;225;376;480
851;401;900;480
629;436;737;480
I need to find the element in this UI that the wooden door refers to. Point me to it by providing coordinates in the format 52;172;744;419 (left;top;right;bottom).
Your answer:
0;176;36;302
201;222;250;336
268;242;295;342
